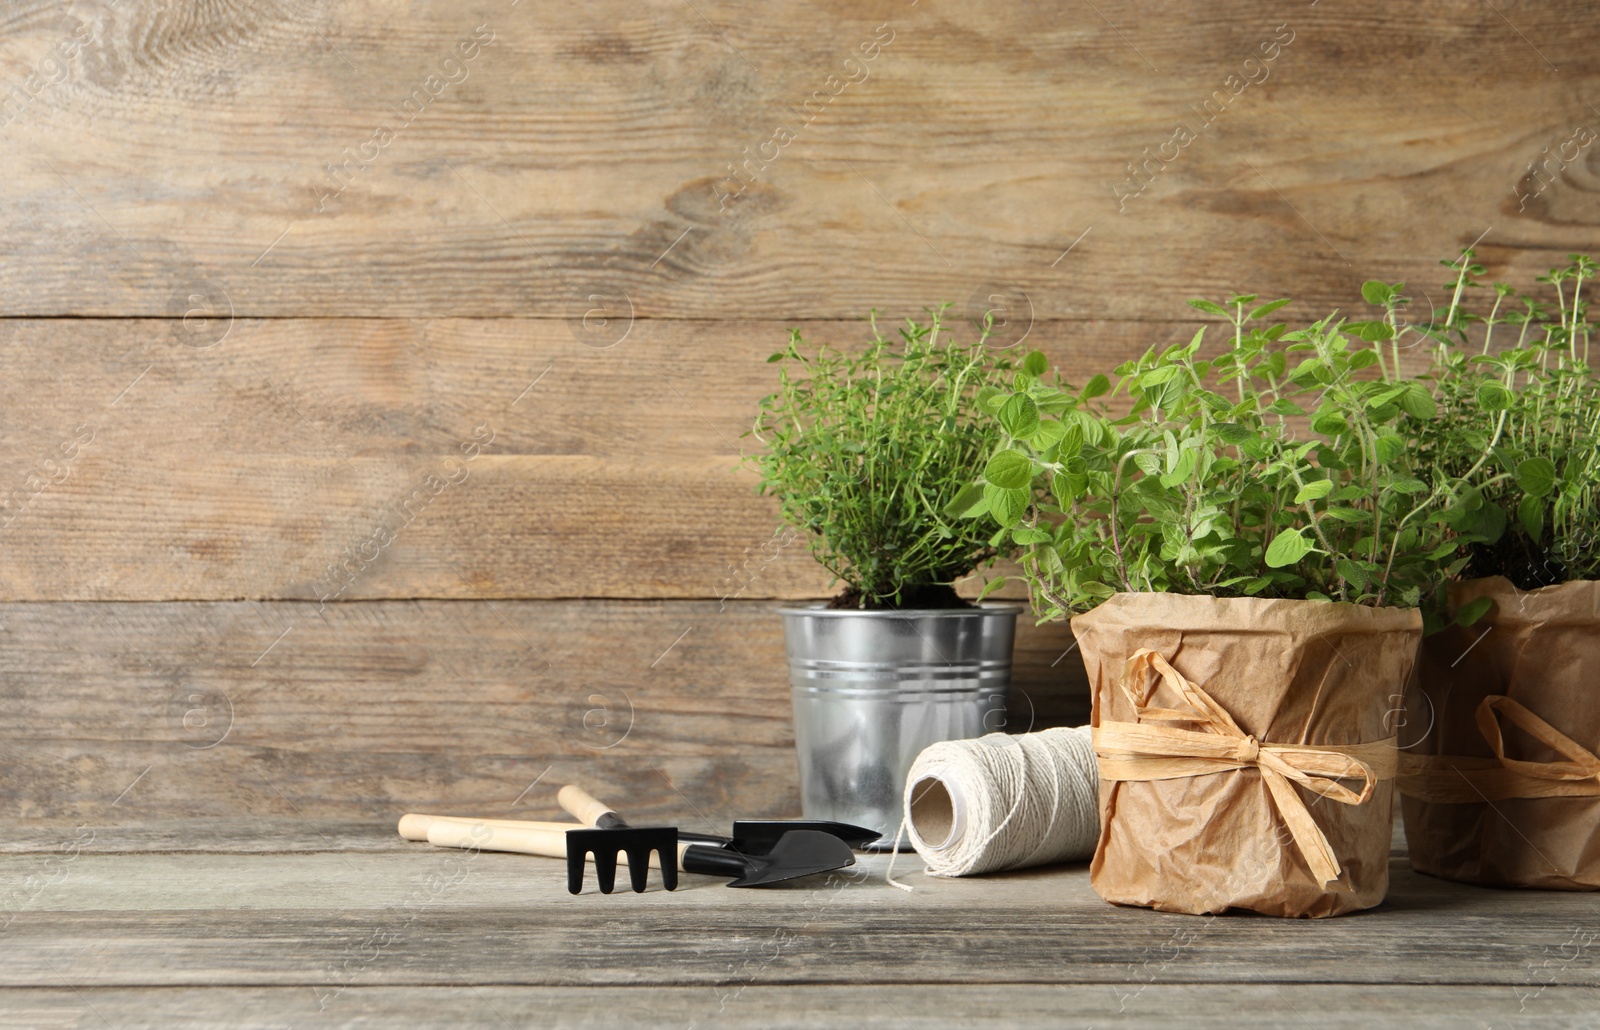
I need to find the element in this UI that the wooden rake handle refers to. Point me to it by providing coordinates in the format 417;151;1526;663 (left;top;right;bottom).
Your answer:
425;820;570;857
425;820;691;868
397;813;576;842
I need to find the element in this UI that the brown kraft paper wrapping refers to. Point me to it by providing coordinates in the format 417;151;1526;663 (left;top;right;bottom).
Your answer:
1401;577;1600;890
1074;593;1420;917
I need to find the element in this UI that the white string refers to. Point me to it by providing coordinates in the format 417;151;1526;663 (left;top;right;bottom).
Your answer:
882;815;915;893
899;726;1098;880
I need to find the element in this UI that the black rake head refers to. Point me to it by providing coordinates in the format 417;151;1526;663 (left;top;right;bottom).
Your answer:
566;827;678;894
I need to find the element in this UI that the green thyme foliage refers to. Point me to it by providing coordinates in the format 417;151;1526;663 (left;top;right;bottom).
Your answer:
749;309;1015;609
1393;251;1599;591
967;300;1480;621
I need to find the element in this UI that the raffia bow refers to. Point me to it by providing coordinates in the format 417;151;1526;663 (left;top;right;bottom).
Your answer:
1398;695;1600;803
1094;648;1397;888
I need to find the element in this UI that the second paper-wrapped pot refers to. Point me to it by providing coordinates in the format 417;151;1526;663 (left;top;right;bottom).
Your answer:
1075;593;1419;918
1401;577;1600;890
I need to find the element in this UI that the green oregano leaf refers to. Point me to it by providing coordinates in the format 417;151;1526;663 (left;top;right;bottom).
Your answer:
1140;365;1180;388
1514;456;1557;498
997;394;1040;439
1212;422;1254;445
1265;528;1313;568
1399;383;1436;420
1517;494;1544;542
943;481;989;519
1336;558;1370;592
1249;298;1291;321
1310;411;1349;435
984;483;1029;527
983;449;1034;490
1476;381;1514;411
1294;480;1334;504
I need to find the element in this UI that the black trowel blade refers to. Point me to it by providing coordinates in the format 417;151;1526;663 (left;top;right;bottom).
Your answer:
729;819;880;854
724;829;857;887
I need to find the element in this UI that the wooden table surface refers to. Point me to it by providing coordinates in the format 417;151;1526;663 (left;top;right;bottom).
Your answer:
3;818;1598;1028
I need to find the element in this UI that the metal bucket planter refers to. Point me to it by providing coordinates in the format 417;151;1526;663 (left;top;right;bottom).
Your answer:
780;604;1019;843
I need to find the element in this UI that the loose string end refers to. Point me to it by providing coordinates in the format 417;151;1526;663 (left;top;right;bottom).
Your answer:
883;815;915;892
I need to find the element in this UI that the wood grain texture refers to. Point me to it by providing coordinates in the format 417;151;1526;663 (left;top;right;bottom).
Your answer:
0;1;1594;319
0;599;1086;821
3;849;1599;990
0;317;1201;601
1;985;1596;1029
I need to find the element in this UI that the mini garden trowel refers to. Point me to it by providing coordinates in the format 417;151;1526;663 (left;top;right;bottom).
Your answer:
556;784;880;854
422;818;855;893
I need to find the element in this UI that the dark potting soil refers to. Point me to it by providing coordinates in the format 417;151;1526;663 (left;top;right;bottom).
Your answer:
825;584;973;610
1464;535;1590;592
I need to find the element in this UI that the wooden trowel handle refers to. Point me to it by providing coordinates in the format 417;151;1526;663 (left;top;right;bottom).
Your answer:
557;785;621;828
398;813;575;842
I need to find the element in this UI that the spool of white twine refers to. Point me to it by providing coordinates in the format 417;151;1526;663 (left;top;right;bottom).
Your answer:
896;726;1099;880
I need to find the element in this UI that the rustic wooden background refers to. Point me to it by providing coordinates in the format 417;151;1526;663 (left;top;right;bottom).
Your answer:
2;0;1596;830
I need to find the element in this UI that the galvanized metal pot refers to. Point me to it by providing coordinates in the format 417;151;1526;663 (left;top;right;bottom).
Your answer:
779;604;1019;844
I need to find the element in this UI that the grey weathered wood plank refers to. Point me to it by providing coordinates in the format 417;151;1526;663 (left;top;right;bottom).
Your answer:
2;850;1598;989
0;599;1086;821
0;1;1594;318
0;316;1195;601
0;984;1594;1029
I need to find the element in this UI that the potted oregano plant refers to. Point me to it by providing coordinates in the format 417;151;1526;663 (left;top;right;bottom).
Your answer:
750;308;1018;840
1391;252;1600;889
967;297;1484;917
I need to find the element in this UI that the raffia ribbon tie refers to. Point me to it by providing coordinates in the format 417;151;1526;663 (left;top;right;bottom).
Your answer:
1094;648;1397;889
1397;695;1600;804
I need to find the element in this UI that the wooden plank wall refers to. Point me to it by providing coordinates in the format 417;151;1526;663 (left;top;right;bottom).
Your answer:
1;0;1596;825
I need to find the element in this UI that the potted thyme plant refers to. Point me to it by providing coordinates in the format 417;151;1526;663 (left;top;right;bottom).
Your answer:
968;297;1483;917
750;308;1018;840
1391;252;1600;890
